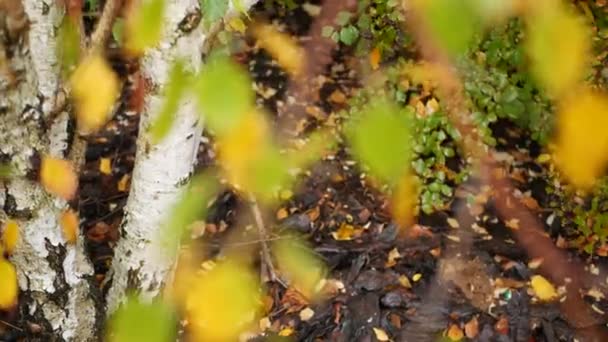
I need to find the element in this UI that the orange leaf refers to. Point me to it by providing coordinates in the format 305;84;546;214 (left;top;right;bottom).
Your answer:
0;258;18;309
59;209;79;244
369;47;381;70
40;156;78;200
391;174;418;230
1;220;19;255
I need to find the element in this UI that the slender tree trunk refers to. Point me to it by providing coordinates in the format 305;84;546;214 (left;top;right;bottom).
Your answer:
1;2;98;340
106;0;259;313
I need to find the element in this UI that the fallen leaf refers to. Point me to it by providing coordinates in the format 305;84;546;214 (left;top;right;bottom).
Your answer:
464;317;479;338
70;54;120;134
369;47;381;70
1;219;19;255
99;158;112;175
331;222;361;241
447;217;459;229
40;156;78;200
373;327;390;341
59;209;79;244
117;174;130;192
391;174;417;230
278;327;294;337
299;307;314;321
0;258;17;309
495;316;509;335
399;275;412;289
531;275;558;301
447;324;464;341
276;208;288;220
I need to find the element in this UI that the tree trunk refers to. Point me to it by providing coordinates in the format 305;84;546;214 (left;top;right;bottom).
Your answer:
106;0;259;313
1;2;98;340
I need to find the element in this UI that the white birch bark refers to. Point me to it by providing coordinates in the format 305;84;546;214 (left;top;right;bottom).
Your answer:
105;0;259;313
1;2;97;341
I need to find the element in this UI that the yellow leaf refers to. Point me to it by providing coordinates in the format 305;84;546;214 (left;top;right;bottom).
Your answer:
553;91;608;189
370;47;381;70
217;110;268;190
373;327;390;341
70;54;120;134
391;174;417;230
99;158;112;175
40;156;78;200
278;327;294;336
0;258;18;309
227;17;247;33
117;174;130;192
331;222;361;241
186;259;261;340
526;1;590;96
1;219;19;255
530;275;557;301
251;23;304;76
59;209;79;244
447;324;464;341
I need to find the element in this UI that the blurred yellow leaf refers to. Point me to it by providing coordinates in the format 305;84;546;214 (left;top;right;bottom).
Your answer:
370;47;381;70
70;54;120;134
124;0;165;55
391;174;417;230
251;23;304;76
530;275;557;301
186;259;261;340
1;219;19;255
554;91;608;189
278;327;294;336
40;156;78;200
273;237;326;299
99;158;112;175
0;258;17;309
526;1;590;96
59;209;79;244
117;174;130;192
227;17;247;33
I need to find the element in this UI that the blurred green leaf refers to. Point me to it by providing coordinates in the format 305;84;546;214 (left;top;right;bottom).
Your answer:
346;98;412;185
0;164;13;179
112;18;124;44
416;0;480;55
127;0;165;53
339;25;359;45
202;0;229;28
149;60;190;143
57;17;81;75
108;296;176;342
195;57;254;134
272;236;326;298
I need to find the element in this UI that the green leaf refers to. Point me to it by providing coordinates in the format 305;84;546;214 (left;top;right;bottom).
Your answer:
418;0;480;55
346;98;412;185
335;11;353;26
57;17;81;75
112;18;124;44
108;296;176;342
149;60;190;143
339;25;359;45
202;0;229;28
195;57;254;135
128;0;165;52
321;26;334;38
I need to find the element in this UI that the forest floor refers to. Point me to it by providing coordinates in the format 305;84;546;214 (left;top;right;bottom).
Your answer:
4;1;608;342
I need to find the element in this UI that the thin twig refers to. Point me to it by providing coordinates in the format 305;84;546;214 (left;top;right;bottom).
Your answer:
0;319;22;331
89;0;123;52
249;194;287;287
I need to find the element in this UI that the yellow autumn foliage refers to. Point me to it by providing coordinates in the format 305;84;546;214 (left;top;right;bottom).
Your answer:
40;156;78;200
185;260;261;340
59;209;79;244
391;174;418;230
217;110;269;190
0;258;18;309
251;23;304;76
1;219;19;255
530;275;557;301
553;91;608;189
526;0;590;97
70;54;120;134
